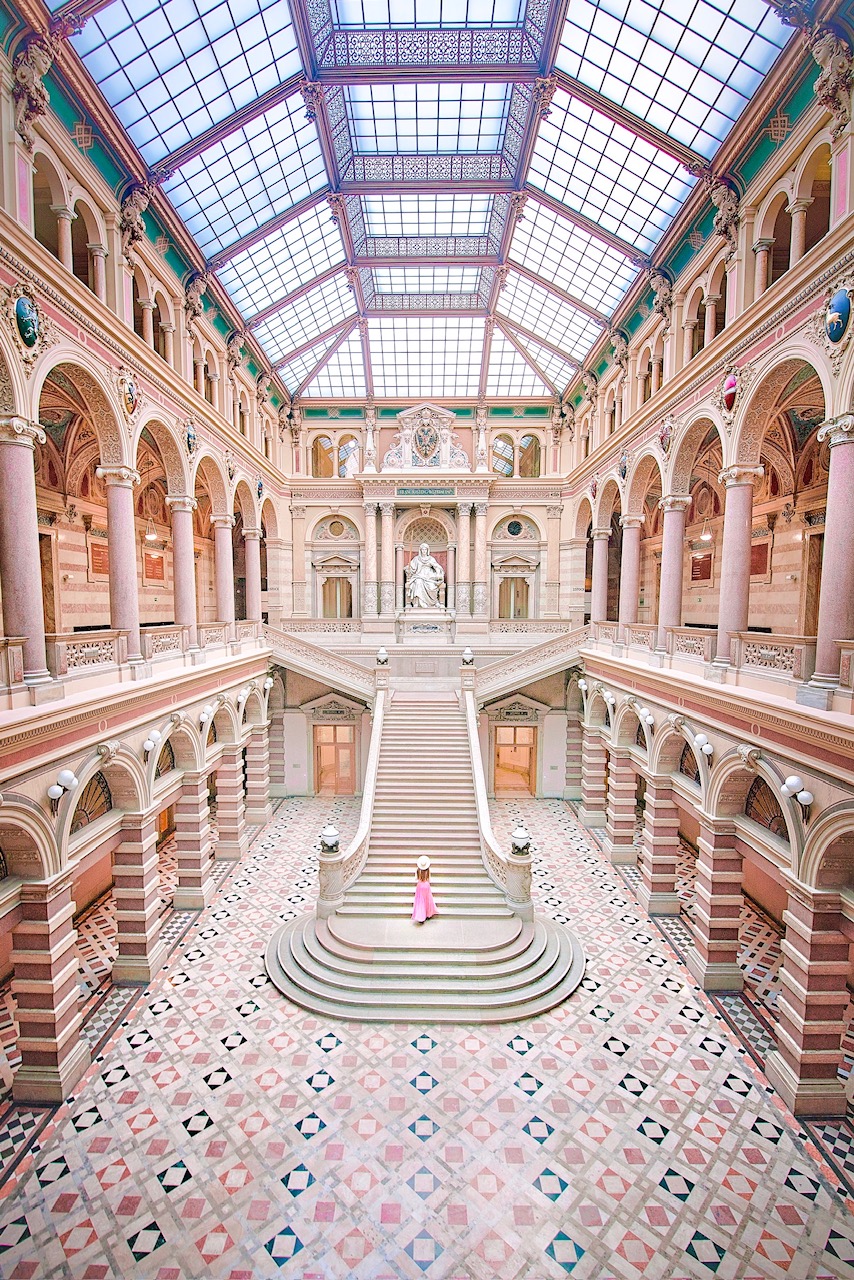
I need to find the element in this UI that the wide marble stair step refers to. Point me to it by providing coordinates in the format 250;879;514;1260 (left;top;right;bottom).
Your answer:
266;914;586;1022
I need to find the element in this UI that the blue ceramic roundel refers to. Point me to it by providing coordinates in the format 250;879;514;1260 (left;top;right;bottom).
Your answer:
826;288;850;344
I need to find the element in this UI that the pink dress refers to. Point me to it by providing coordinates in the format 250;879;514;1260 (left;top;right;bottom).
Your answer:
412;872;437;923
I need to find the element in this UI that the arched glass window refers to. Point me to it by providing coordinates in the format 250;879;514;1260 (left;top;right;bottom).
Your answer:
519;434;540;478
491;434;513;476
338;435;359;478
312;435;335;477
679;742;700;784
70;772;113;833
745;777;788;841
155;740;176;778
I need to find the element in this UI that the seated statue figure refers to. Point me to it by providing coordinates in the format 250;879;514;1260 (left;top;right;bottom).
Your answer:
405;542;445;609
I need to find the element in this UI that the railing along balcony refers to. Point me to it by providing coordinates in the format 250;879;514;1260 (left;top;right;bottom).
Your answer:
729;632;817;683
45;629;128;679
665;626;718;664
139;625;188;662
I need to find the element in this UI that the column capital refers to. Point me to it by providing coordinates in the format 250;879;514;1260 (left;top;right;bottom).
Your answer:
659;493;692;512
139;298;157;311
86;242;108;258
364;500;378;516
379;502;395;517
474;502;488;517
290;505;306;519
166;494;197;513
752;238;774;253
718;464;763;487
50;203;76;222
591;526;611;541
786;197;813;215
703;292;721;306
457;501;473;517
159;321;176;334
211;513;234;529
619;513;645;529
96;464;140;488
546;504;563;520
682;319;697;331
0;416;45;448
242;526;261;540
817;413;854;448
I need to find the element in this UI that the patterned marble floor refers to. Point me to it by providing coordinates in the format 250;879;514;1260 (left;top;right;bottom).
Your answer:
0;795;853;1279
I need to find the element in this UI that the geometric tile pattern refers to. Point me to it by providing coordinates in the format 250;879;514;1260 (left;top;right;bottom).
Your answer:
0;795;852;1278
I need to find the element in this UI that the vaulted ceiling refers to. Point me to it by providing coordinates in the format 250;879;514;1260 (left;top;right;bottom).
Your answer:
53;0;793;400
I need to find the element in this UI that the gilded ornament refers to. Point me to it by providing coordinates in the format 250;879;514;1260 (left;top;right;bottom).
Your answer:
15;294;38;348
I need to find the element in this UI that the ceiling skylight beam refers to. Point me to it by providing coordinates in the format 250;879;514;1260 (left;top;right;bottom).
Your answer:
246;264;344;328
356;255;499;267
207;191;332;271
360;322;374;398
364;306;487;317
316;65;540;84
495;318;559;393
341;179;515;194
479;319;496;398
50;0;115;29
275;318;355;370
521;187;641;261
288;0;323;78
498;317;579;369
552;70;705;172
510;263;609;325
295;318;358;396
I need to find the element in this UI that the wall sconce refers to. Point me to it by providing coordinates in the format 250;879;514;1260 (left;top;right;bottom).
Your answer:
461;647;474;666
511;825;531;856
263;676;274;691
639;706;655;726
237;686;250;707
142;728;163;757
780;774;813;817
199;703;214;726
693;732;714;757
604;692;616;707
48;768;79;813
577;678;587;692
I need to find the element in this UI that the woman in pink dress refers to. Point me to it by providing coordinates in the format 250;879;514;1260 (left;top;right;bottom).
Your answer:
412;855;438;923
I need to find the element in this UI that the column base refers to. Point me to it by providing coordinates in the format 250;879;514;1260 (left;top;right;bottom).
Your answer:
578;807;606;827
216;835;249;862
604;839;637;866
27;677;64;705
245;802;273;825
172;883;214;911
764;1048;848;1117
685;948;743;992
12;1036;91;1104
795;680;836;711
637;886;680;916
112;939;168;986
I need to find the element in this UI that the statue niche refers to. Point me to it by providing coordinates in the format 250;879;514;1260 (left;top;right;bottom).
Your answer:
405;542;445;610
382;402;470;471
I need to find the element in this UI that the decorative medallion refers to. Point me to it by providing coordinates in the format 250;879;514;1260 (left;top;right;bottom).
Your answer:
618;450;628;481
713;362;755;431
115;366;142;426
722;370;738;411
414;420;439;462
826;288;851;344
507;519;523;537
658;418;672;455
590;475;598;501
5;283;55;372
256;475;264;502
225;452;236;482
185;419;197;457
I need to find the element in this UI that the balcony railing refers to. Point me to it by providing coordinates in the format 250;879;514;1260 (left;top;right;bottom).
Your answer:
665;626;718;663
624;623;657;650
0;637;25;693
838;640;854;690
140;625;188;662
593;620;619;643
45;629;127;679
490;618;569;634
197;623;229;651
730;632;816;682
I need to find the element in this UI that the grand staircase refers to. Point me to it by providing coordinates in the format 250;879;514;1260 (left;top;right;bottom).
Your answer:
266;688;585;1022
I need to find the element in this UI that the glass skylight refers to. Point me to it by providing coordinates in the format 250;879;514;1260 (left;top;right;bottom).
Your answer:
557;0;790;159
501;328;577;394
278;330;351;393
486;329;551;397
252;275;357;366
373;268;482;294
529;90;695;253
331;1;525;26
510;199;638;314
345;84;511;154
362;195;493;238
217;205;346;320
69;0;301;165
163;94;327;257
303;330;367;399
497;270;604;361
369;318;484;398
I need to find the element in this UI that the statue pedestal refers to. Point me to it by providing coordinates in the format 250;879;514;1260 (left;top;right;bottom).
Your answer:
395;608;456;644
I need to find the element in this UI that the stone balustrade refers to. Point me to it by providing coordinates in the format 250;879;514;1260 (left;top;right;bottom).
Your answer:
197;623;229;650
276;618;363;633
593;621;619;643
665;626;718;663
139;625;188;662
839;640;854;691
235;619;261;643
730;632;817;682
45;629;128;679
624;623;657;650
490;618;569;634
0;636;26;693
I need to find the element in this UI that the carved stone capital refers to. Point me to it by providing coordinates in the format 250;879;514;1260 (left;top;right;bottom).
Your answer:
591;527;611;541
659;494;692;513
289;506;306;520
165;494;197;513
817;413;854;448
364;501;378;516
211;514;235;530
474;503;489;518
96;465;140;488
619;514;645;529
379;502;395;517
457;501;473;518
546;505;563;520
718;465;764;487
0;416;45;448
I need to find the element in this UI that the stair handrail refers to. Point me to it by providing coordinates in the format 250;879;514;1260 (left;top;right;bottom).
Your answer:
316;687;386;918
474;625;591;703
263;624;375;702
461;686;533;921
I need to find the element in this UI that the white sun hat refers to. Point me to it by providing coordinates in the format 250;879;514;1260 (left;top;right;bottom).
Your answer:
417;856;431;870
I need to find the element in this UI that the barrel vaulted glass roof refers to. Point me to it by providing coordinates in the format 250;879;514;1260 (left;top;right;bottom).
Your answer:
55;0;793;399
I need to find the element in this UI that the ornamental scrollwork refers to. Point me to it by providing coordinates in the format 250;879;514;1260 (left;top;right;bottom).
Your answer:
119;182;155;267
13;34;57;153
4;282;56;373
810;27;853;141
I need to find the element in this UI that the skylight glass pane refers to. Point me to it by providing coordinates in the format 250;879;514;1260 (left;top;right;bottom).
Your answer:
510;199;637;313
303;330;367;398
253;275;357;366
278;331;348;392
497;270;604;361
557;0;790;157
529;90;694;253
332;1;525;26
163;95;327;256
369;318;484;398
345;84;511;154
217;205;346;319
373;268;481;294
504;330;577;394
362;195;493;237
487;330;551;396
70;0;301;164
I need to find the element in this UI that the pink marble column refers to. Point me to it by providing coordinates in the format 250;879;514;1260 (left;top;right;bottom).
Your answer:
112;813;167;985
446;542;456;612
656;495;690;650
765;880;848;1116
703;294;719;346
172;770;215;910
617;515;643;632
243;528;262;623
97;464;143;663
379;503;395;616
637;779;681;915
88;244;107;302
473;503;489;616
787;199;812;266
753;239;773;298
140;300;156;348
715;466;762;663
579;726;608;826
589;528;610;623
52;205;74;271
395;543;405;612
604;748;638;864
11;870;90;1103
545;505;561;616
244;724;272;824
363;501;378;616
682;321;696;365
212;515;236;634
686;817;743;991
167;496;198;648
0;418;51;684
807;417;854;695
456;502;472;615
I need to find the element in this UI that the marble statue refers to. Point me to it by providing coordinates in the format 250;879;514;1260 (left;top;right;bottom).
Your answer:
405;543;445;609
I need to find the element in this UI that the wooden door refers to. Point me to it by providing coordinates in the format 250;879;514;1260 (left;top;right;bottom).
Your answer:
314;724;356;794
39;533;56;634
803;532;823;637
494;725;537;793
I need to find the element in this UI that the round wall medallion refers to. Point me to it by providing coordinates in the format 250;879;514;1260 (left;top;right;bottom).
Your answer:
123;377;138;416
15;294;39;347
826;288;850;344
329;518;345;536
507;519;523;536
722;370;738;411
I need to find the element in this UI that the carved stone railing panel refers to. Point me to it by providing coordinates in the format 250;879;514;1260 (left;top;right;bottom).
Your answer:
730;632;816;682
198;623;228;650
284;618;363;633
140;625;187;660
490;619;569;634
839;640;854;690
235;620;260;642
593;621;619;643
665;627;717;663
45;630;127;678
0;637;25;691
476;626;590;702
264;625;375;701
624;624;656;649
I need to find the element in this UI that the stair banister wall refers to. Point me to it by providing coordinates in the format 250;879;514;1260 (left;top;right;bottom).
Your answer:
263;625;375;702
475;626;590;704
316;687;387;918
461;687;534;921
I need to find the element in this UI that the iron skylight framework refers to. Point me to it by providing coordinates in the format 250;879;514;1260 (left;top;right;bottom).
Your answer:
54;0;794;401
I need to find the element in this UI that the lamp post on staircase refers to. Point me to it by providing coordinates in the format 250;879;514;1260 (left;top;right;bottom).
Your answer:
317;824;344;919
